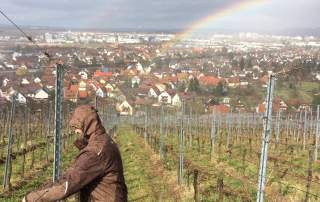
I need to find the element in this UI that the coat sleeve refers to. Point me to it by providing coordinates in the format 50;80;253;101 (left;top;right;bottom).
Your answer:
26;151;105;202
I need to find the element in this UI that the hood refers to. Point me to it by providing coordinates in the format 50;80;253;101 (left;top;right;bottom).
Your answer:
69;105;106;149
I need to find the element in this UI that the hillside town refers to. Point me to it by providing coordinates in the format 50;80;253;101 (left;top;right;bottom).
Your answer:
2;0;320;201
0;29;319;114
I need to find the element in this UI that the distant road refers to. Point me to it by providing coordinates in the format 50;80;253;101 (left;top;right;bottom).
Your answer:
0;70;15;74
0;68;40;75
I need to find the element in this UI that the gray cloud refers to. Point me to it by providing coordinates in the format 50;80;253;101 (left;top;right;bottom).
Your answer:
0;0;319;32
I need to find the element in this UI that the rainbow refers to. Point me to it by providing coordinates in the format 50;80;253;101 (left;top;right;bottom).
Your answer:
158;0;267;53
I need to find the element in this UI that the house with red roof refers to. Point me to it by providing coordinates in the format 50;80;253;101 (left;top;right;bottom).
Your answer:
63;84;78;102
78;90;88;99
93;70;112;79
207;104;230;114
198;76;220;87
161;75;178;84
256;97;288;113
286;98;312;111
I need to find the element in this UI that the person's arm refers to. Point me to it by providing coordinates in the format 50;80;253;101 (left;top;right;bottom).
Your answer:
24;151;105;202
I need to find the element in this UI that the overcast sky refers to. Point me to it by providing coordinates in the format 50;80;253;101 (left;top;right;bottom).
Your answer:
0;0;319;33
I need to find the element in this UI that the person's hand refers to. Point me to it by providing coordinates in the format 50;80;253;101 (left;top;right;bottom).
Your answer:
23;189;48;202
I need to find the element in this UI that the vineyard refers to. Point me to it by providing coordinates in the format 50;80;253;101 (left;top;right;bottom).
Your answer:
126;105;320;201
0;95;319;201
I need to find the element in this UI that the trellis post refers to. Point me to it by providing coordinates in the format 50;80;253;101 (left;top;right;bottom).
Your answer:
257;74;275;202
3;94;16;191
53;63;63;182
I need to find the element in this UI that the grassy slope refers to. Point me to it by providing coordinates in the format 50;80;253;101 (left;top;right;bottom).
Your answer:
229;81;319;108
116;126;185;201
275;81;319;103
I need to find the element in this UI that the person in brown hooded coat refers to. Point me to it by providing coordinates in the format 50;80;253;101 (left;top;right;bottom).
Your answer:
23;105;127;202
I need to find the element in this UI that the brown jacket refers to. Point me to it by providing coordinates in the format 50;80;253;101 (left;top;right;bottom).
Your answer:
25;105;127;202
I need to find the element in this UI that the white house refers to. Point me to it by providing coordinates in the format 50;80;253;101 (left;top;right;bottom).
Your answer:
117;101;133;116
227;78;240;88
158;91;172;104
222;97;231;104
7;92;26;104
17;93;26;103
34;77;41;83
279;100;288;110
131;76;141;88
79;70;88;80
12;52;22;60
105;83;114;92
155;83;166;92
167;82;176;89
4;62;15;69
2;78;9;87
240;79;249;86
136;63;145;75
107;92;116;98
105;84;115;97
253;65;262;72
21;78;30;85
96;88;105;98
99;79;106;84
172;94;182;108
145;66;152;75
148;88;158;98
34;89;49;99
